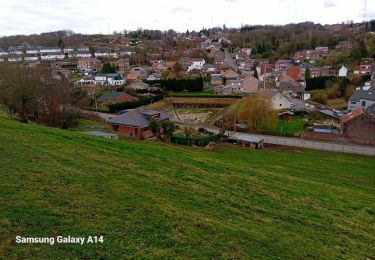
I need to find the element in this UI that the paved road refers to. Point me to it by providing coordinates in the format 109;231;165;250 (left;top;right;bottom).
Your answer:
201;126;375;156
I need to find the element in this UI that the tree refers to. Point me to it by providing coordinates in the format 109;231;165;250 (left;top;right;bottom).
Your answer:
305;67;311;80
183;126;195;137
0;64;46;122
101;62;116;73
237;91;278;130
160;121;175;138
39;72;87;129
57;37;65;50
149;119;160;135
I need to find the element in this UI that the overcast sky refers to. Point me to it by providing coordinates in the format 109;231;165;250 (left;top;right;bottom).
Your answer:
0;0;373;36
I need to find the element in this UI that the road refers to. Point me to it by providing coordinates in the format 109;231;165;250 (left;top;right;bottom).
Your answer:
201;126;375;156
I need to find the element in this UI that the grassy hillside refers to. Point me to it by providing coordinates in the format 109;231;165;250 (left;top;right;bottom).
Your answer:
0;115;374;259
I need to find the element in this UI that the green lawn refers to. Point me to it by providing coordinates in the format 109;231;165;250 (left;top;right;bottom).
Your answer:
0;115;374;259
260;118;305;135
71;119;106;132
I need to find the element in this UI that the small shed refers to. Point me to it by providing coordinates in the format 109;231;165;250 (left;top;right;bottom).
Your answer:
227;133;264;149
278;111;294;120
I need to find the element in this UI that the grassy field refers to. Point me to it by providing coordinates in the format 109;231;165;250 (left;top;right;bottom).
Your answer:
0;115;374;259
260;118;305;135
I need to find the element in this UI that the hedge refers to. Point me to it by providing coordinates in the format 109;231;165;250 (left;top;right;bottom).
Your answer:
108;94;164;113
144;78;204;92
170;134;220;147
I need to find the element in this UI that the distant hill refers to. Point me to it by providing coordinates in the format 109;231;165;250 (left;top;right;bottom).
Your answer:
0;114;374;258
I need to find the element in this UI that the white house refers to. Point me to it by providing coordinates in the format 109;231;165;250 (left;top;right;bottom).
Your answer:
26;47;39;54
265;89;294;110
188;58;205;71
94;73;125;86
338;66;348;77
71;51;92;58
7;46;23;55
0;48;8;56
8;55;23;62
63;47;74;54
78;47;89;52
95;50;118;58
24;54;39;61
40;52;65;61
39;47;62;53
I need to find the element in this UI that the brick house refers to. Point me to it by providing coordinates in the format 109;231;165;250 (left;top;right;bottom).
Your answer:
335;40;353;50
320;66;337;77
341;108;375;145
359;58;373;76
78;58;102;72
107;109;169;138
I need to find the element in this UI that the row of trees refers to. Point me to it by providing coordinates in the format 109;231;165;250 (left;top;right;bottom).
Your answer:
0;64;87;128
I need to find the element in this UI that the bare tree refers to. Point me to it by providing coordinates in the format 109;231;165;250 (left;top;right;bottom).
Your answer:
0;63;46;122
237;91;278;130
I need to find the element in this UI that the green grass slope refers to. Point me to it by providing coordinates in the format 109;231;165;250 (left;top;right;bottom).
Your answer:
0;115;374;259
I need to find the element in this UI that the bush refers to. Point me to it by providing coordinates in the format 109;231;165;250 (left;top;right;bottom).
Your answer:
312;92;328;104
108;94;164;113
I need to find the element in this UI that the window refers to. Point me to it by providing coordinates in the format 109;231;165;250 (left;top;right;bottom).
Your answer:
351;101;356;104
362;101;366;107
280;104;282;107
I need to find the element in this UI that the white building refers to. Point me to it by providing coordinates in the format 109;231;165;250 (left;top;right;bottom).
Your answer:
40;52;65;61
338;66;348;77
94;50;118;58
24;54;39;61
0;48;8;56
26;47;39;54
188;58;205;71
63;47;74;54
39;47;62;53
8;55;23;62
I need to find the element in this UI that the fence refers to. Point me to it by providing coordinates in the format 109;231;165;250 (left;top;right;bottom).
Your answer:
170;134;220;147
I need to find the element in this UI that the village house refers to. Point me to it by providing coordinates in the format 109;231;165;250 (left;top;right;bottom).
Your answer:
320;66;337;77
264;89;294;110
359;58;373;76
241;75;259;94
24;54;39;61
39;46;62;53
95;50;118;58
8;46;23;55
77;57;102;72
127;81;153;91
341;108;375;145
97;91;136;107
222;69;240;83
25;47;39;54
188;58;206;71
338;65;348;77
70;51;92;58
94;73;125;86
118;58;130;73
335;40;353;50
274;59;292;72
211;74;223;85
107;108;169;138
40;52;65;61
146;74;161;81
7;55;23;62
348;87;375;111
0;48;8;56
63;47;74;54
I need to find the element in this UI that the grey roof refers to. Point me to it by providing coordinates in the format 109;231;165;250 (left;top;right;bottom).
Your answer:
97;91;124;103
366;103;375;114
228;132;264;143
108;109;150;127
349;88;375;101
